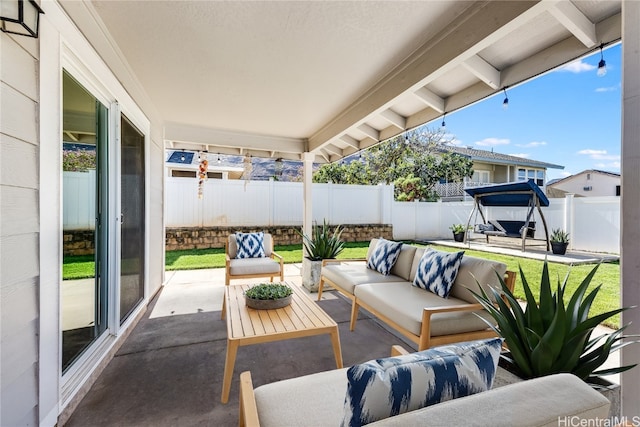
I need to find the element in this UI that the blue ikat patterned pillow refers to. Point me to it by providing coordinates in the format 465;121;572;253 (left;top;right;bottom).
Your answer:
340;338;502;427
235;232;265;259
366;238;403;276
413;248;464;297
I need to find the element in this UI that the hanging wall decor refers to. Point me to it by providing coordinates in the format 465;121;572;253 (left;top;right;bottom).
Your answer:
243;154;253;190
198;152;208;199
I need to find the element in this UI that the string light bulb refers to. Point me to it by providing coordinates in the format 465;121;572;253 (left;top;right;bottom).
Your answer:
180;150;186;162
441;113;446;131
502;87;509;110
597;43;607;77
217;153;221;164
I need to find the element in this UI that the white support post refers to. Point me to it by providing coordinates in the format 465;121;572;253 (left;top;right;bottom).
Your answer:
621;0;640;417
564;193;574;250
302;152;314;246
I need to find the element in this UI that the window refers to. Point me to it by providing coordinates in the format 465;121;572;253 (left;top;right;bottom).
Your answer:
517;168;544;186
616;185;621;196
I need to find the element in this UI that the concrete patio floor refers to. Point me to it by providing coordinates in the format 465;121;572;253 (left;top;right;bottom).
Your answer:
63;261;621;426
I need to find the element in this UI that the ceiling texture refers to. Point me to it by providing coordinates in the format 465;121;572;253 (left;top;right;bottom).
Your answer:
62;1;622;163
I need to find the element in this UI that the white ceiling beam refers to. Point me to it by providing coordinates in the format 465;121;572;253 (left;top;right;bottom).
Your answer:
323;143;343;156
413;87;445;113
309;1;552;152
339;134;360;149
164;122;306;154
462;55;501;89
380;109;406;130
548;1;597;48
356;123;380;140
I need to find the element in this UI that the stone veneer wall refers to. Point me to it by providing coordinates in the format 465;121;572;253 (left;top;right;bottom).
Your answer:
63;225;393;254
165;224;393;251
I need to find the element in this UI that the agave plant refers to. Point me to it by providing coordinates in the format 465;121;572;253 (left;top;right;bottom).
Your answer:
297;220;345;261
470;261;638;381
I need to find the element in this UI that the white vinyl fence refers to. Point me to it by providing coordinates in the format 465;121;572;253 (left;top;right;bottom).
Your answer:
64;172;621;254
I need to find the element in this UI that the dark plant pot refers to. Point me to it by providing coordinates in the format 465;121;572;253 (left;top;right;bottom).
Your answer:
453;232;465;242
551;241;568;255
245;295;292;310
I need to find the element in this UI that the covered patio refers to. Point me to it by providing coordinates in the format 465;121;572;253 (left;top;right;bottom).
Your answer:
2;1;640;425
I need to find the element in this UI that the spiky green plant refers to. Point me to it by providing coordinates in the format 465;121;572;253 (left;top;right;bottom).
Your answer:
244;283;292;300
550;228;570;243
470;261;637;381
297;220;345;261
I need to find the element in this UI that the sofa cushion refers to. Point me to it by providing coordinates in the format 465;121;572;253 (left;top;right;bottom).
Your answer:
389;244;417;281
367;238;403;276
354;282;494;336
228;257;281;276
322;264;404;295
413;249;464;298
234;232;266;259
366;373;610;427
449;256;507;304
255;368;349;427
341;338;502;427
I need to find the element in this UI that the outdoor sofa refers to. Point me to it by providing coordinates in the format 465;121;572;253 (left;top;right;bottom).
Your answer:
318;238;516;350
239;342;610;427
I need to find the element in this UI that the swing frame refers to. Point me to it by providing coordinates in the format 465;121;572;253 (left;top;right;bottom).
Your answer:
463;180;550;252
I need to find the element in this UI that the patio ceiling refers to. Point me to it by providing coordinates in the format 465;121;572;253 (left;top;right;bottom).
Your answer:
62;1;621;163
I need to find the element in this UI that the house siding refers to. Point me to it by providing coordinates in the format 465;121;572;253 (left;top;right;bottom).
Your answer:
0;32;40;426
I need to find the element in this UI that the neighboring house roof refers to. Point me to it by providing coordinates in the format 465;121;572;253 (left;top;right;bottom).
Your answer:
441;145;564;170
548;169;620;187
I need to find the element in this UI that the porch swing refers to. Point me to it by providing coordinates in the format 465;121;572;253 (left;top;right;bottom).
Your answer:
463;180;550;252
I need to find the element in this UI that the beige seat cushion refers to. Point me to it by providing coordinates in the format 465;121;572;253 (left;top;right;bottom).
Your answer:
354;282;493;336
322;264;404;294
228;257;281;276
367;373;610;427
255;368;348;427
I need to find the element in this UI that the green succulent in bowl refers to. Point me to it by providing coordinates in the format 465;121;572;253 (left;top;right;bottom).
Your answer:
244;283;293;300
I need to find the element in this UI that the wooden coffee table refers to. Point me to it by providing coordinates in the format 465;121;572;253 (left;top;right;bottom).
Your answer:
221;281;343;403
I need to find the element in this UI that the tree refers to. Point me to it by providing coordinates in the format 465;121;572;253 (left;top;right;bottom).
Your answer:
313;127;474;201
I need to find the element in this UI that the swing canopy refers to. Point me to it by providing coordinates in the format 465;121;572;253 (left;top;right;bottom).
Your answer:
463;180;550;251
464;180;549;207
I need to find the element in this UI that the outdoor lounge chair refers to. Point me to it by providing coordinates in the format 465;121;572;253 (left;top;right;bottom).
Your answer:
224;232;284;286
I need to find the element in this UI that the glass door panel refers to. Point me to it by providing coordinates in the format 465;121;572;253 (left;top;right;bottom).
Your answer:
119;115;145;323
61;71;109;373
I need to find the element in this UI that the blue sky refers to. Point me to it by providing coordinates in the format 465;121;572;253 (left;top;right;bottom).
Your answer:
437;43;621;181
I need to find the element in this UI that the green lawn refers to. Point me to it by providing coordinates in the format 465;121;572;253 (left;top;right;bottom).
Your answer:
63;241;622;328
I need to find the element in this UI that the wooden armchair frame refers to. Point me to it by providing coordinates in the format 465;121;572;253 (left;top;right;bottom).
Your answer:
224;233;284;286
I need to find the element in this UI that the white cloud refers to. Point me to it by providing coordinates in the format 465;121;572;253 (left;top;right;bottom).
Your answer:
578;149;620;161
560;171;572;177
509;153;531;158
475;137;510;147
558;60;596;73
516;141;547;148
595;86;618;93
595;161;621;169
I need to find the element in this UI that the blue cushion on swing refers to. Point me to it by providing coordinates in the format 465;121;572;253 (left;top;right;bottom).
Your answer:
477;224;494;232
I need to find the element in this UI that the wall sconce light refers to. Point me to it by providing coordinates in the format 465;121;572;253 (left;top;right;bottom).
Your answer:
597;43;607;77
1;0;44;38
502;87;509;110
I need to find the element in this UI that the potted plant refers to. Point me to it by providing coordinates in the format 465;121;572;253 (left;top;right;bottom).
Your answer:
297;220;345;292
470;261;638;413
550;228;569;255
449;223;468;242
244;283;293;310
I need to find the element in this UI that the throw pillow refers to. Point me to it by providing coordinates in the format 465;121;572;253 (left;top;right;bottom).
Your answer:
413;249;464;297
235;232;266;259
366;238;403;276
341;338;502;427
